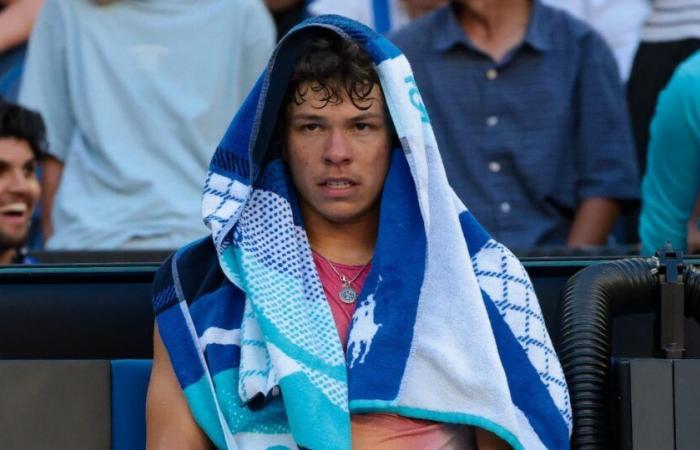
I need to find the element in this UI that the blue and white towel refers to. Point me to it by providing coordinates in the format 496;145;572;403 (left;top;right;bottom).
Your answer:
152;15;571;450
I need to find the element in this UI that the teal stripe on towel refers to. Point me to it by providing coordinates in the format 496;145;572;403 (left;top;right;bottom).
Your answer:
281;372;351;450
212;368;290;434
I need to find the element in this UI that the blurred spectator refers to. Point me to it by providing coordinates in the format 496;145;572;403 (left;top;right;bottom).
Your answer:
628;0;700;175
20;0;275;250
541;0;649;81
640;51;700;256
265;0;308;38
0;98;44;264
391;0;639;253
0;0;43;100
309;0;446;33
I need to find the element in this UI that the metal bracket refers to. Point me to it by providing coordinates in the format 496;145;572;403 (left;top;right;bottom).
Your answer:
656;243;686;358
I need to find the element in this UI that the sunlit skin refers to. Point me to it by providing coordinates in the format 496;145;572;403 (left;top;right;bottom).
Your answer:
283;82;392;265
0;137;40;264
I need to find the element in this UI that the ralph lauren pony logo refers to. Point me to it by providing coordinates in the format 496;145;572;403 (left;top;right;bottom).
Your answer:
347;276;383;368
404;76;429;124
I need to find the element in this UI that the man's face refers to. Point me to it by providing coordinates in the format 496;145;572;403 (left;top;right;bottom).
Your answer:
0;138;40;250
284;82;391;227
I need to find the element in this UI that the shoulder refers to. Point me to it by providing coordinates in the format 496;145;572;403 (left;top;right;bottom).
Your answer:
226;0;272;19
225;0;275;37
671;51;700;87
538;1;596;40
242;0;274;15
198;0;273;28
656;51;700;122
389;5;446;51
538;2;611;59
34;0;72;26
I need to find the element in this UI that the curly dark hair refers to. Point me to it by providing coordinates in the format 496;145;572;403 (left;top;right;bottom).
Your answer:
284;33;381;111
0;98;47;159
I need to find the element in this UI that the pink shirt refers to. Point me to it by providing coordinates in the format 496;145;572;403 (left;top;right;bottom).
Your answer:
312;250;370;350
312;251;476;450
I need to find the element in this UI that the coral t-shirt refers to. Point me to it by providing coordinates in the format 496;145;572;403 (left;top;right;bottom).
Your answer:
312;250;476;450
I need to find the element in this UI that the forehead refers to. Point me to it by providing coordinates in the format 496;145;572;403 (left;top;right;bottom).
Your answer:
0;138;35;165
288;82;386;118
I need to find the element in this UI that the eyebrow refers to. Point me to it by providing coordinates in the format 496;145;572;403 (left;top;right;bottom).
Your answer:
0;157;36;169
290;112;385;122
349;112;385;121
290;113;328;122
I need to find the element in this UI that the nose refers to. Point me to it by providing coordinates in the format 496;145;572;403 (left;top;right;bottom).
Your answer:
7;169;30;193
323;128;352;165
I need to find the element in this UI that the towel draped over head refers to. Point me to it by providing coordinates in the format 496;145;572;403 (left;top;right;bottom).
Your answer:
152;15;572;450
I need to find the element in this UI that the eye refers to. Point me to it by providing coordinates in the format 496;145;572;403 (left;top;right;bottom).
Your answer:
23;162;36;178
354;123;371;131
301;123;320;132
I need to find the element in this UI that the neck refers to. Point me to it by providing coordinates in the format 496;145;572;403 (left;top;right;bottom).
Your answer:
303;210;378;266
0;248;16;265
455;0;531;61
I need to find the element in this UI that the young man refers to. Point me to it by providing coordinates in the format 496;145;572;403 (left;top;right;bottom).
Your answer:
148;17;570;450
0;99;42;264
390;0;640;253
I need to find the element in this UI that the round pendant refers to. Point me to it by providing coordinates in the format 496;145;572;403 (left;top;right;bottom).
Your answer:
339;286;358;304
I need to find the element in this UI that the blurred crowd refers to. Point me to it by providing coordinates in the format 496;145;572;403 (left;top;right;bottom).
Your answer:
1;0;700;263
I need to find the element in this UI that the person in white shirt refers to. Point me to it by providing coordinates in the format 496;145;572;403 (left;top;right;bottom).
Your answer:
542;0;650;81
20;0;276;250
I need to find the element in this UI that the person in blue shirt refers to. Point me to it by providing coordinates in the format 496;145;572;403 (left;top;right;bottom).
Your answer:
0;98;43;264
390;0;640;253
640;51;700;256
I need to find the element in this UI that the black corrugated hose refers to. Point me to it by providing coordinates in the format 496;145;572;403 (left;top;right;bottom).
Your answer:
559;258;659;449
559;258;700;449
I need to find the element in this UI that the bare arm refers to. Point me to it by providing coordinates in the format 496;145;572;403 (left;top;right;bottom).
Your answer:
40;155;62;243
0;0;43;52
146;324;214;450
567;197;620;247
687;195;700;254
475;428;511;450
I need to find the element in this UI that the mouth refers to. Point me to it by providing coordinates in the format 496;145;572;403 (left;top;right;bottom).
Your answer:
318;178;358;198
321;179;356;189
0;202;30;222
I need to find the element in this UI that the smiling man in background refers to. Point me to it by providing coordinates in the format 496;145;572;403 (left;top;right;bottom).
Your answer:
0;98;43;264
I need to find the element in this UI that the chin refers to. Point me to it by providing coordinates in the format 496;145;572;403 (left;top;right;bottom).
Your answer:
0;230;29;249
320;208;372;225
